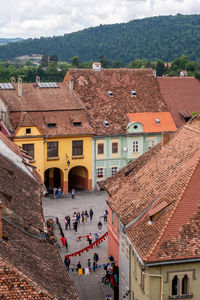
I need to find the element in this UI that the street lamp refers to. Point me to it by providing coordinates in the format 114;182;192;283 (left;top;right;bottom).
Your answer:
65;153;70;166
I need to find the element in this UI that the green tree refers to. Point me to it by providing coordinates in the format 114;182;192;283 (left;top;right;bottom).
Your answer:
112;60;122;68
41;55;48;67
49;54;58;64
70;56;81;67
156;60;165;76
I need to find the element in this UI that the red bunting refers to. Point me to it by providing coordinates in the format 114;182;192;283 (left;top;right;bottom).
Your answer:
65;232;108;259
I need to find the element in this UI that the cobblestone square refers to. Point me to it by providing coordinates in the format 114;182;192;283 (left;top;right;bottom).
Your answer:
43;190;114;300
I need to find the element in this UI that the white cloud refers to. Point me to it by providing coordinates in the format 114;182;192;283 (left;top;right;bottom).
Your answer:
0;0;199;38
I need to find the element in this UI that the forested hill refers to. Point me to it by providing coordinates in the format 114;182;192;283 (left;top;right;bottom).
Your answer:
1;14;200;64
0;38;23;45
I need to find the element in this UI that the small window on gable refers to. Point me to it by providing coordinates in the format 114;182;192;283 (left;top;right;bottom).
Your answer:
131;90;137;97
104;121;109;127
155;119;160;124
134;125;138;129
73;122;82;127
26;128;31;134
107;91;113;97
47;123;56;128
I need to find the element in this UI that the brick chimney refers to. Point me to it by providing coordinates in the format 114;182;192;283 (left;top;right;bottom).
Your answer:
162;131;171;147
17;77;22;97
69;77;74;93
10;76;16;84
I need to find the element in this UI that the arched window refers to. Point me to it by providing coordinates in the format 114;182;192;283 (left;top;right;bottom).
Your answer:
172;275;178;296
182;275;188;295
133;141;139;153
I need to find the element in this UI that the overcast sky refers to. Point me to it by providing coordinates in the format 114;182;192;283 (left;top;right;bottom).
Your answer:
0;0;200;39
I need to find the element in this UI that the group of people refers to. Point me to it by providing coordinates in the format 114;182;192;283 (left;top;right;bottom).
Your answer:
64;208;94;233
64;252;99;272
53;187;62;198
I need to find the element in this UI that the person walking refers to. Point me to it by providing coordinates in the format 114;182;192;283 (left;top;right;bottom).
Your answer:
53;187;57;198
95;233;100;247
93;259;97;271
76;211;81;224
64;256;70;271
89;208;94;222
84;210;89;224
57;187;62;198
77;261;81;270
81;211;84;223
87;258;91;270
88;233;93;245
104;209;108;222
71;188;75;199
93;252;99;264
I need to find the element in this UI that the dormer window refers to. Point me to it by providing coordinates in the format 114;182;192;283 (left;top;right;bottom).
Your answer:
47;123;56;128
131;90;137;97
155;119;160;124
26;128;31;134
104;121;109;127
73;122;82;127
107;91;113;97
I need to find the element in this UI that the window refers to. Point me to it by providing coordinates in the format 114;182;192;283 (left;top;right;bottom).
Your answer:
98;143;104;154
131;90;137;96
47;141;58;158
172;275;178;296
111;167;118;175
133;141;139;153
141;268;145;291
108;91;113;97
26;128;31;134
182;275;188;295
47;123;56;128
104;121;109;127
72;140;83;156
148;138;156;149
112;142;118;153
22;144;34;159
97;168;104;178
155;118;160;124
73;122;82;127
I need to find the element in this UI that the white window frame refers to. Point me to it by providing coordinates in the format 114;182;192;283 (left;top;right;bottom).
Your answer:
97;168;104;178
133;140;139;153
111;166;118;175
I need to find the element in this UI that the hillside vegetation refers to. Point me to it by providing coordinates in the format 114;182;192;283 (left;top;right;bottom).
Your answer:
0;14;200;64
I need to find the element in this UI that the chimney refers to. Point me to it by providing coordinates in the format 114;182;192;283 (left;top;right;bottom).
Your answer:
10;76;16;84
162;131;171;147
36;75;40;83
69;77;74;93
17;77;22;97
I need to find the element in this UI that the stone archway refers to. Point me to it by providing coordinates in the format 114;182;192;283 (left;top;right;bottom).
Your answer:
68;166;89;192
44;168;63;192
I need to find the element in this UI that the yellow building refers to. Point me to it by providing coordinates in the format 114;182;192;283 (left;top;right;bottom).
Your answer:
0;77;93;193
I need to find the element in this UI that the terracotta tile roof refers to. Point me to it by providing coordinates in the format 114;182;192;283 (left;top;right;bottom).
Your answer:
103;123;200;262
0;81;84;111
157;77;200;128
127;112;177;132
0;131;21;157
0;258;51;299
64;69;168;135
0;153;44;229
0;220;79;300
11;110;94;136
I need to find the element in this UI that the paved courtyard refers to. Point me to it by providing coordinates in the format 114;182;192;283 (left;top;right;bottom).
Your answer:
42;190;114;300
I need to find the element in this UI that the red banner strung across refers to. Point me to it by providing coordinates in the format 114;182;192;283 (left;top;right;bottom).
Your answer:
65;232;108;258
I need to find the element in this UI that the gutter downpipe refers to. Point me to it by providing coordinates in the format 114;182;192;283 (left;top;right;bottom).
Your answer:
143;273;163;300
